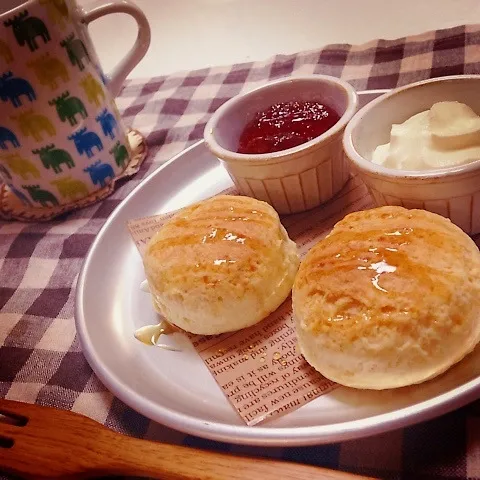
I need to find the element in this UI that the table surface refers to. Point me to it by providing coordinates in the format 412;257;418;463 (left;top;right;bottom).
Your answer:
79;0;480;78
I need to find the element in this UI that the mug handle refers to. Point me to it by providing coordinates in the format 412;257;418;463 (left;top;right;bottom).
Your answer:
80;0;151;97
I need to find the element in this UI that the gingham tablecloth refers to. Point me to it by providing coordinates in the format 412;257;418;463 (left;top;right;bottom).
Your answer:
1;24;480;480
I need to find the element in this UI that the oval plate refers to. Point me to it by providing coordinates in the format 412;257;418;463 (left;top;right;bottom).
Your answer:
76;91;480;446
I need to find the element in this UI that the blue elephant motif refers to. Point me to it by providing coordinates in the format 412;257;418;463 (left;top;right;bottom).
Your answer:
67;127;103;158
83;160;115;188
0;126;20;149
95;108;118;139
0;71;36;107
96;66;108;86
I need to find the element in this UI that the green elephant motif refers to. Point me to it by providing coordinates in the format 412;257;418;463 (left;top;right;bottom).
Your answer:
60;33;90;71
4;10;50;52
22;184;59;207
32;144;74;173
109;140;129;168
48;91;87;126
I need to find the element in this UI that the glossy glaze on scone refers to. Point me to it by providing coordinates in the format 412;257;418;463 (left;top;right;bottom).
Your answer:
293;206;480;389
143;195;299;335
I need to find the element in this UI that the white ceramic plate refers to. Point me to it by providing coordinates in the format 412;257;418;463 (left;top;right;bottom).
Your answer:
76;91;480;446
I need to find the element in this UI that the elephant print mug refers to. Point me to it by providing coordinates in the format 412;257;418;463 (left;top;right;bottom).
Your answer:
0;0;151;208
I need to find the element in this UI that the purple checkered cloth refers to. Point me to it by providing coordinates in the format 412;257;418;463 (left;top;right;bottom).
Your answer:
1;24;480;480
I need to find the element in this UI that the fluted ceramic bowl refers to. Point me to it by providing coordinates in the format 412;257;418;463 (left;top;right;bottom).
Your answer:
343;75;480;235
204;75;358;215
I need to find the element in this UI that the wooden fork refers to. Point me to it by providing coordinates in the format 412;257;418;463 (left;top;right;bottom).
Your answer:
0;399;377;480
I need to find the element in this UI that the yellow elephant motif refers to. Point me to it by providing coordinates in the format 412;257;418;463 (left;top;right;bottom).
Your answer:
10;109;56;142
2;153;40;179
0;39;13;64
39;0;69;29
27;53;69;90
51;176;89;201
80;73;105;107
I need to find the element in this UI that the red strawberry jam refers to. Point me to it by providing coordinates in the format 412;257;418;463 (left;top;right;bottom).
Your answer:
237;101;340;154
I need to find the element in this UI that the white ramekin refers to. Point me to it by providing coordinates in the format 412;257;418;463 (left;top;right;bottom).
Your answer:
343;75;480;235
204;75;358;214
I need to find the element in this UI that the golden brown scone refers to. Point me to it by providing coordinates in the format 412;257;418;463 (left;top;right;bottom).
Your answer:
143;195;299;335
293;206;480;390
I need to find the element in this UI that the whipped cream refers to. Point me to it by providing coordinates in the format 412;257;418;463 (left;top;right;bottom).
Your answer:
372;101;480;170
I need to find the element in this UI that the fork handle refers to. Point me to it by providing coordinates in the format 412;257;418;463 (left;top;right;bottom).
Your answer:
104;434;376;480
0;398;375;480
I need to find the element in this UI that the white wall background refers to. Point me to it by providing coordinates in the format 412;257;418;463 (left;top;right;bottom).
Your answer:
78;0;480;78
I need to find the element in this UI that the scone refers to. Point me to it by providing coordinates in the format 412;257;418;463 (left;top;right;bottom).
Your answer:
143;195;299;335
293;206;480;390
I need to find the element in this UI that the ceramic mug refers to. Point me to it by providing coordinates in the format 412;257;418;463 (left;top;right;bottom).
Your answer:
0;0;150;208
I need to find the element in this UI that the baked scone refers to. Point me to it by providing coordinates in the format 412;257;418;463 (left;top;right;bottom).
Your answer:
143;195;299;335
293;206;480;390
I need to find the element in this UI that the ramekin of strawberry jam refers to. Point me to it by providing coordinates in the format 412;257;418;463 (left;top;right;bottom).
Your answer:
204;75;358;214
238;101;341;154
